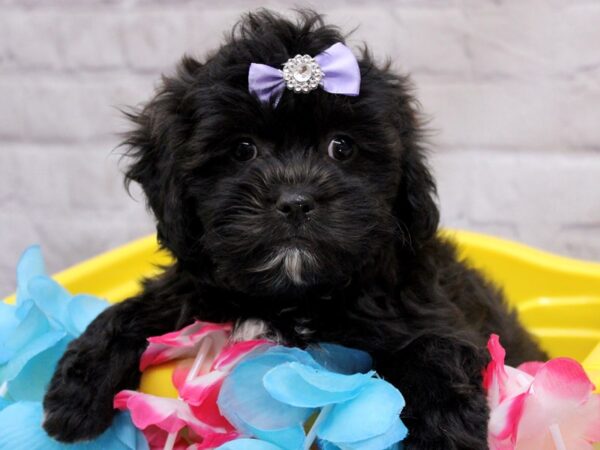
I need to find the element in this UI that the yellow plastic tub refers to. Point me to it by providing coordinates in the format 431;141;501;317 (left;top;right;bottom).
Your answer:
4;230;600;395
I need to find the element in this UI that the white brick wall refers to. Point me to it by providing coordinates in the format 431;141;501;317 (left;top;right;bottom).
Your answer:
1;0;599;295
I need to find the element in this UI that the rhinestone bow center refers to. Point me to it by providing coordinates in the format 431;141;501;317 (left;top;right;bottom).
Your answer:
282;54;323;93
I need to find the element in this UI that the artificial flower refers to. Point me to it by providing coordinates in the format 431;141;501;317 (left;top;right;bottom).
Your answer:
114;390;237;450
177;339;271;409
140;321;232;371
485;334;600;450
217;438;286;450
119;321;270;449
0;246;149;449
0;246;108;401
0;402;148;450
217;344;408;450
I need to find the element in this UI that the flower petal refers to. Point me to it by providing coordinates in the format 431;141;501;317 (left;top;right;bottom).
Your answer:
485;342;600;450
108;411;151;450
484;334;533;409
114;390;226;438
7;335;70;401
178;340;270;406
245;424;306;450
115;390;193;434
263;362;375;407
189;431;240;450
483;334;507;410
176;365;226;405
531;358;595;404
516;362;544;377
0;402;148;450
188;378;234;430
175;342;269;437
488;392;527;442
0;300;52;365
218;350;314;432
516;360;600;448
318;379;405;443
332;418;408;450
318;440;342;450
28;276;71;331
140;425;188;450
0;326;66;385
212;340;271;371
308;344;372;375
582;394;600;442
216;438;284;450
140;321;231;371
0;301;19;347
15;245;46;307
66;295;109;336
0;401;71;450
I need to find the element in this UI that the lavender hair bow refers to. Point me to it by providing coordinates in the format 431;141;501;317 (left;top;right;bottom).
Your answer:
248;42;361;106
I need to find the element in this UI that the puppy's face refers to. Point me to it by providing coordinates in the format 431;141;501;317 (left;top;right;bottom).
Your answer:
196;93;400;293
125;11;438;297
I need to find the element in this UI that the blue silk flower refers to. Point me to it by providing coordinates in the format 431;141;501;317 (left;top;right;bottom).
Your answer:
216;343;408;450
0;246;148;450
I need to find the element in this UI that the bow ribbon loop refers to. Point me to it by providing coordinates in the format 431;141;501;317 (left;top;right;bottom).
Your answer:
248;43;361;106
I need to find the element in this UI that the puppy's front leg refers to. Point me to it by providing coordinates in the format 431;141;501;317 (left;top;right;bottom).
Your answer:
379;336;489;450
42;290;192;442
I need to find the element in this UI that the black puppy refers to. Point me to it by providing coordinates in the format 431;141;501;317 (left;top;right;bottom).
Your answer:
43;10;546;449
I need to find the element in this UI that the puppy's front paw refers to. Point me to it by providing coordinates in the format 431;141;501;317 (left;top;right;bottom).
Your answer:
42;350;116;442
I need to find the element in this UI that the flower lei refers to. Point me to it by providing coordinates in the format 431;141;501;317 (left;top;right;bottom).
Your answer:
114;320;408;450
1;247;600;450
0;247;408;450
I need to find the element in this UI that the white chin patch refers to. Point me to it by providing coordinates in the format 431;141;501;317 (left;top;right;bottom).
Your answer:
283;248;305;284
252;247;316;285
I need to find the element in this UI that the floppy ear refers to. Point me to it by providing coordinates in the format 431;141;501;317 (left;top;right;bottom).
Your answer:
122;57;204;262
389;75;440;249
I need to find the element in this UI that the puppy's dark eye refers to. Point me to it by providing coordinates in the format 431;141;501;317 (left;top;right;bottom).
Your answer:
327;136;355;161
233;140;258;162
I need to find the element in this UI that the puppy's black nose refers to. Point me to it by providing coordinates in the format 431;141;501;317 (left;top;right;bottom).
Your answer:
276;191;315;221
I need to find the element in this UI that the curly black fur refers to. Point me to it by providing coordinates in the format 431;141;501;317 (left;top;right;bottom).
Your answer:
43;10;546;449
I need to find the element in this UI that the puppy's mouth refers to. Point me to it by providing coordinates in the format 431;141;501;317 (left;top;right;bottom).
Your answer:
249;246;318;286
